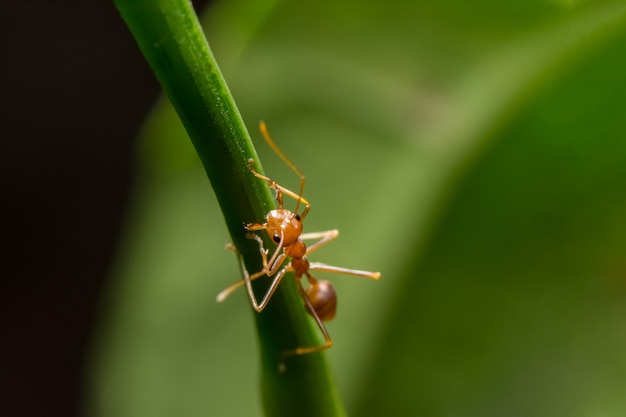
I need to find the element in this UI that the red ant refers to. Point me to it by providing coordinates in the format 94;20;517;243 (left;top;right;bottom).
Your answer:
217;121;381;356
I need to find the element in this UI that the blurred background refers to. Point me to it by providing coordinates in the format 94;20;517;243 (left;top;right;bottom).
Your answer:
3;1;626;417
1;0;202;415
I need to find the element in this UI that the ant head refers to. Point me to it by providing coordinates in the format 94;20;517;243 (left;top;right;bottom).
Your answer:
304;280;337;322
266;208;302;247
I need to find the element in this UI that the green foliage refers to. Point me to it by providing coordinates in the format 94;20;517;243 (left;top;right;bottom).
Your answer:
89;1;626;416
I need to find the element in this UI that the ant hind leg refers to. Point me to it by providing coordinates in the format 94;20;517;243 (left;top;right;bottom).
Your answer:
282;275;333;357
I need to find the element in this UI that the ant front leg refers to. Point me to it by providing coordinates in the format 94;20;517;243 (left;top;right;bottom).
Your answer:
217;238;293;313
217;243;266;303
244;263;293;313
245;232;288;277
245;220;291;276
216;235;282;303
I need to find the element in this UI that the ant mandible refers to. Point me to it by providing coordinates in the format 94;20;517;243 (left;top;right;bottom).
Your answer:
217;121;381;356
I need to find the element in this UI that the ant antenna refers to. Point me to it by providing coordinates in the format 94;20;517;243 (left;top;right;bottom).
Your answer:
259;121;306;216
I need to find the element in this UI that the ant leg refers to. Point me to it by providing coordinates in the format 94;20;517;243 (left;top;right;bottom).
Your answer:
217;245;293;313
299;231;381;279
245;232;287;276
216;261;266;303
245;222;268;232
308;262;381;280
299;229;339;254
243;233;270;269
283;275;332;357
217;244;267;302
244;264;293;312
244;223;289;271
217;233;288;302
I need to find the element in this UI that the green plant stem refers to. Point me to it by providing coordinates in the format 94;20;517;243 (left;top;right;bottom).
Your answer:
113;0;345;416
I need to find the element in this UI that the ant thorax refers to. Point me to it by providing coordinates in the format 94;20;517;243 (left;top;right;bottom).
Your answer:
266;208;302;246
285;239;307;259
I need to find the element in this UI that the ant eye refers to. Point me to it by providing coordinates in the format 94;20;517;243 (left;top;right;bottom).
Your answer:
273;234;281;243
294;214;301;221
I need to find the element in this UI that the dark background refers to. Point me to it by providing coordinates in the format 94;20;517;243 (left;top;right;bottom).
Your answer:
1;1;204;415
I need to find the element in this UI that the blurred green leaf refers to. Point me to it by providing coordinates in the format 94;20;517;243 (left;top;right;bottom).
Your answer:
89;1;626;416
357;15;626;416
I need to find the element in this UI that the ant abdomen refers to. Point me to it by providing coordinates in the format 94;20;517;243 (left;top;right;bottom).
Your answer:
305;279;337;322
